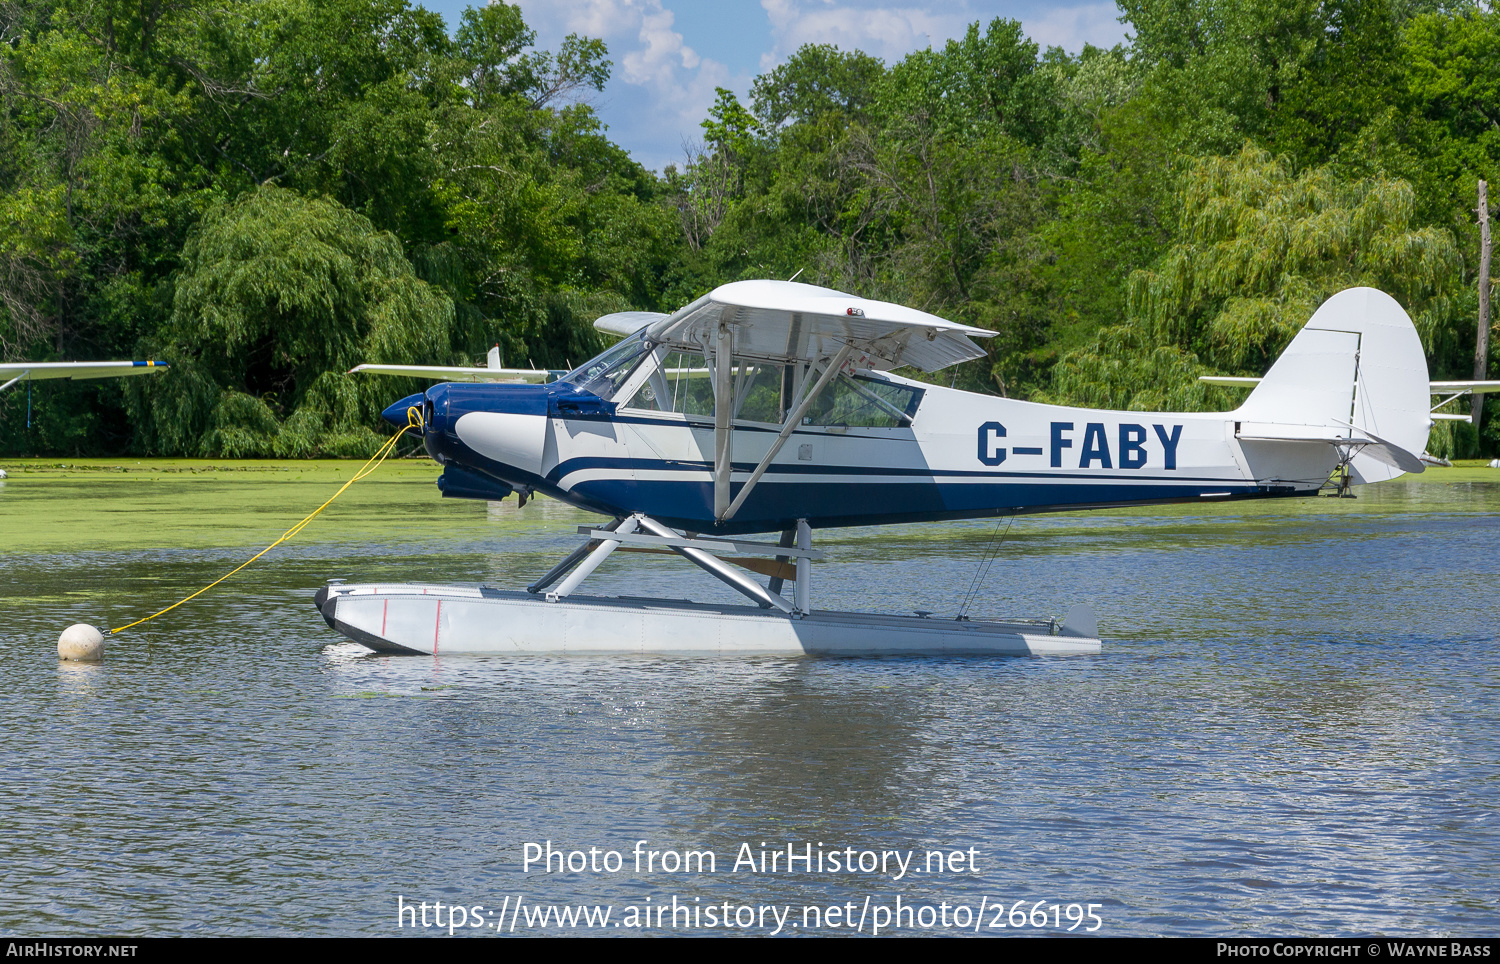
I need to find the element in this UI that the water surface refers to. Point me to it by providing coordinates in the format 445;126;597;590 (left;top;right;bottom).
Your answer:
1;461;1496;936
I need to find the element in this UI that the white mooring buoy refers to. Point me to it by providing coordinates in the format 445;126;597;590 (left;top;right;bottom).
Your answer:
58;624;105;662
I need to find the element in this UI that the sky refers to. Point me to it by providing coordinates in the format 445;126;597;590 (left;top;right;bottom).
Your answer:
420;1;1130;172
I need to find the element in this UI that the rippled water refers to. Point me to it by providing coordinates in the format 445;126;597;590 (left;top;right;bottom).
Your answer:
1;467;1497;936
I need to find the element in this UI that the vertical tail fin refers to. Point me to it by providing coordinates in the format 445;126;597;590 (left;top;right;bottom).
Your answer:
1235;288;1430;482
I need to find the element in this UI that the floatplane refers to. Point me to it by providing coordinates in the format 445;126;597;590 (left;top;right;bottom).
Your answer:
315;282;1495;657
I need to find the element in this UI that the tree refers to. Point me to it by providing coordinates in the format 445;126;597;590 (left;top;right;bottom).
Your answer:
134;185;451;457
455;3;609;109
1133;145;1463;370
751;44;883;132
1044;145;1464;413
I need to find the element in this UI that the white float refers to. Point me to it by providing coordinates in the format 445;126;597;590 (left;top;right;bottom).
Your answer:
317;511;1100;657
315;582;1100;657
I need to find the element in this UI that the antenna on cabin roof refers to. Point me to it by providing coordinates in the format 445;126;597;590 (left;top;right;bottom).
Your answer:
786;268;804;282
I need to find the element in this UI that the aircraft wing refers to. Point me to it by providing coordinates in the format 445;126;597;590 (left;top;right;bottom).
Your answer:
594;311;667;337
348;364;557;384
644;280;995;373
0;360;167;388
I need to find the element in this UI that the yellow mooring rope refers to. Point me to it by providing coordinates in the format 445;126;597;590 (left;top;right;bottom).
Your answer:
111;407;424;635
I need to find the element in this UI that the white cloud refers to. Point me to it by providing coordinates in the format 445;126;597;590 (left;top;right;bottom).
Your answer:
506;1;1130;170
515;0;747;168
759;0;968;66
757;1;1127;71
1023;3;1127;51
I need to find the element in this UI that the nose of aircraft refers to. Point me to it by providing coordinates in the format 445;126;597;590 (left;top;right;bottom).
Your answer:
372;377;628;516
380;381;558;485
380;392;426;430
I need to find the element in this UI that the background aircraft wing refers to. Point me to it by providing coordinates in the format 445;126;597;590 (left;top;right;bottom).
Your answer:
1429;380;1500;394
1198;375;1263;387
1203;375;1500;394
348;364;557;383
0;360;167;388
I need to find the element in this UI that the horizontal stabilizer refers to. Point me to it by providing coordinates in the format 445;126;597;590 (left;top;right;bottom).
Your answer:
1331;420;1426;474
1204;375;1500;395
1235;419;1426;474
1355;438;1427;474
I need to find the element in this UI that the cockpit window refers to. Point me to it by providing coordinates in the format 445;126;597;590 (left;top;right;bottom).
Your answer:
561;333;653;400
628;351;715;416
620;352;922;429
802;374;921;428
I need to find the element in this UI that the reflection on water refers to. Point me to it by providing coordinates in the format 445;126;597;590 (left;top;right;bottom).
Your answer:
1;476;1497;935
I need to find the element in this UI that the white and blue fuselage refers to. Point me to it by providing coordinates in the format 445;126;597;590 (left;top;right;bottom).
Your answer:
394;364;1319;536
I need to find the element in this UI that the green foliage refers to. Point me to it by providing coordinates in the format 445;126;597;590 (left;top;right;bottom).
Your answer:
0;1;673;455
1037;324;1237;412
454;3;609;108
1130;145;1462;370
139;185;451;456
1046;145;1465;414
1117;0;1327;152
751;45;883;130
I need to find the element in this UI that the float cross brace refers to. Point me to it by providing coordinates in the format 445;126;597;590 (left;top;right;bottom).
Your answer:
528;512;815;615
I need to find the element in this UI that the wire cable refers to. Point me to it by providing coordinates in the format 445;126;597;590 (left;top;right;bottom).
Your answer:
956;511;1015;620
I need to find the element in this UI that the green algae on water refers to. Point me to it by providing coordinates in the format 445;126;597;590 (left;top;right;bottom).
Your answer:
0;457;600;553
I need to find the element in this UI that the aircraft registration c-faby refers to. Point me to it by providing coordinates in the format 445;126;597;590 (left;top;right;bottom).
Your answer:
316;282;1491;658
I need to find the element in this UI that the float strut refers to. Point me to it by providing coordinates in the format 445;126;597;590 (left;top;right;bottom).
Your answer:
634;515;794;613
766;528;795;601
528;516;625;594
794;518;812;614
549;516;639;600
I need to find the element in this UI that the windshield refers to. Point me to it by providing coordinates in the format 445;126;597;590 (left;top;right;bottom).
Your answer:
560;332;653;400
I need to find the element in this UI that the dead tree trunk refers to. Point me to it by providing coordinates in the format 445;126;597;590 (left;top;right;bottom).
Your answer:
1474;180;1491;428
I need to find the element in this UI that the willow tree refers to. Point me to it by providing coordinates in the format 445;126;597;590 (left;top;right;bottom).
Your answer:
130;185;451;457
1046;145;1463;412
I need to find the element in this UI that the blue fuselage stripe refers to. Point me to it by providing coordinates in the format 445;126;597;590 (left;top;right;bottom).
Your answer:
545;455;1240;487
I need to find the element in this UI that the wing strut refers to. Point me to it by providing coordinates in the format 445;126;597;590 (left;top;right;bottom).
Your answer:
712;317;735;519
718;343;853;523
